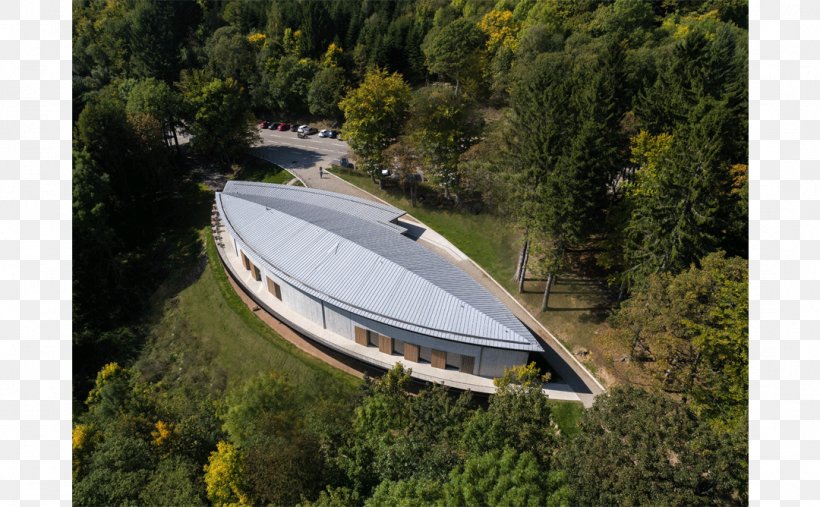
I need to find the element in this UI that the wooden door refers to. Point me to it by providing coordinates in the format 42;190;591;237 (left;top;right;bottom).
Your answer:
378;334;392;354
354;326;368;346
431;349;446;369
460;355;475;374
404;343;419;362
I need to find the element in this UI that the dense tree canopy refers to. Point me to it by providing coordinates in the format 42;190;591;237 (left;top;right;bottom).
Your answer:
613;251;748;426
407;86;483;201
73;1;748;504
560;386;747;506
180;74;259;160
422;18;488;96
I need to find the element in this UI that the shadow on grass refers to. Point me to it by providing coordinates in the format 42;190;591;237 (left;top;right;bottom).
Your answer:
74;176;215;407
234;152;294;184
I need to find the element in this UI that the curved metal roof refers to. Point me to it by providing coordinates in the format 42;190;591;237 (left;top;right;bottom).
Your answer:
216;181;542;352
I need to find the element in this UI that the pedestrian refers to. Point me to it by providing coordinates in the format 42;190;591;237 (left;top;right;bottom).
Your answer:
319;166;323;179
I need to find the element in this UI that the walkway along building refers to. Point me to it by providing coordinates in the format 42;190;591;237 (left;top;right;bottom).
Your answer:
213;181;547;393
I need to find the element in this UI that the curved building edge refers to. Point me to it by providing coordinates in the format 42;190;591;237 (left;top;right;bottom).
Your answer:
212;198;584;402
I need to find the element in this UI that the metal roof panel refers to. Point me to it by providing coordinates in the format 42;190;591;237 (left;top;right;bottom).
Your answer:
216;183;542;351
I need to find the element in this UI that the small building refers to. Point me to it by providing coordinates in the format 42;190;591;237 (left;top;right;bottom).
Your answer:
214;181;545;392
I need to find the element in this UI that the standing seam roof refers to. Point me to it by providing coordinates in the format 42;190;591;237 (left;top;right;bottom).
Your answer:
216;182;542;352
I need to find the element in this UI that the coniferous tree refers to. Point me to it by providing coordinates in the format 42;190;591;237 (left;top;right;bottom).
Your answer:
622;100;734;287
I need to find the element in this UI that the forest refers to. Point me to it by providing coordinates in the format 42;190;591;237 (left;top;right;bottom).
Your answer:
73;0;748;505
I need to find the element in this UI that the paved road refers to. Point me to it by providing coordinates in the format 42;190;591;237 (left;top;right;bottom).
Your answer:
250;126;604;406
253;129;349;185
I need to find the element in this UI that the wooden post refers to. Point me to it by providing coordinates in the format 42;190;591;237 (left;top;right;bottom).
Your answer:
540;272;555;312
517;238;529;293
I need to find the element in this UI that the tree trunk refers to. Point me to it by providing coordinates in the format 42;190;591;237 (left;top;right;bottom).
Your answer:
172;125;180;157
516;238;529;293
162;124;171;148
540;272;555;312
411;181;417;207
629;328;643;361
617;279;626;303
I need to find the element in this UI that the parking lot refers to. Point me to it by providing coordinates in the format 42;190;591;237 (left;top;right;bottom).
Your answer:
256;127;350;158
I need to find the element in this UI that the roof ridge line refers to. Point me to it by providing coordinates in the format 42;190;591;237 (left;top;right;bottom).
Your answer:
217;191;541;350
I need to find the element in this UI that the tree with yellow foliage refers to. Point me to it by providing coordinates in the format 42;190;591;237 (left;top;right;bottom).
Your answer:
478;9;520;53
339;68;411;185
203;441;251;507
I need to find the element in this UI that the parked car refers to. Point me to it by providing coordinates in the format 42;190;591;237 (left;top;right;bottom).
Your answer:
267;122;280;130
297;124;309;133
318;129;332;138
290;124;299;132
258;120;270;129
306;127;318;135
278;123;290;131
328;130;338;138
331;157;354;170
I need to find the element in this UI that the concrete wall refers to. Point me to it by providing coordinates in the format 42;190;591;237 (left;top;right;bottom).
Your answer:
224;226;529;380
478;348;529;378
323;302;484;362
278;279;324;326
324;303;353;340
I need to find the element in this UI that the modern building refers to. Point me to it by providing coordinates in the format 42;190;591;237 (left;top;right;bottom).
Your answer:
213;181;545;391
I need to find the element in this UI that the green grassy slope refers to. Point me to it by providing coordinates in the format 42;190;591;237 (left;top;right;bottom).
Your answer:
136;227;359;402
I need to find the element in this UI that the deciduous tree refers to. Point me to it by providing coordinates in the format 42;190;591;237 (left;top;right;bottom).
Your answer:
444;448;567;507
308;65;347;119
339;68;411;184
407;86;483;202
180;74;259;161
560;386;746;506
422;18;487;96
612;251;748;425
203;441;250;506
462;364;557;468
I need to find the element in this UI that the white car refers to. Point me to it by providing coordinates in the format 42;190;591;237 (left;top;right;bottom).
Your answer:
297;124;309;133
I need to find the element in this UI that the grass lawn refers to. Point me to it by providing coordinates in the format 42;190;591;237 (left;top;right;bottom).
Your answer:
549;400;584;439
333;171;521;289
332;170;624;388
234;154;294;184
137;225;359;403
